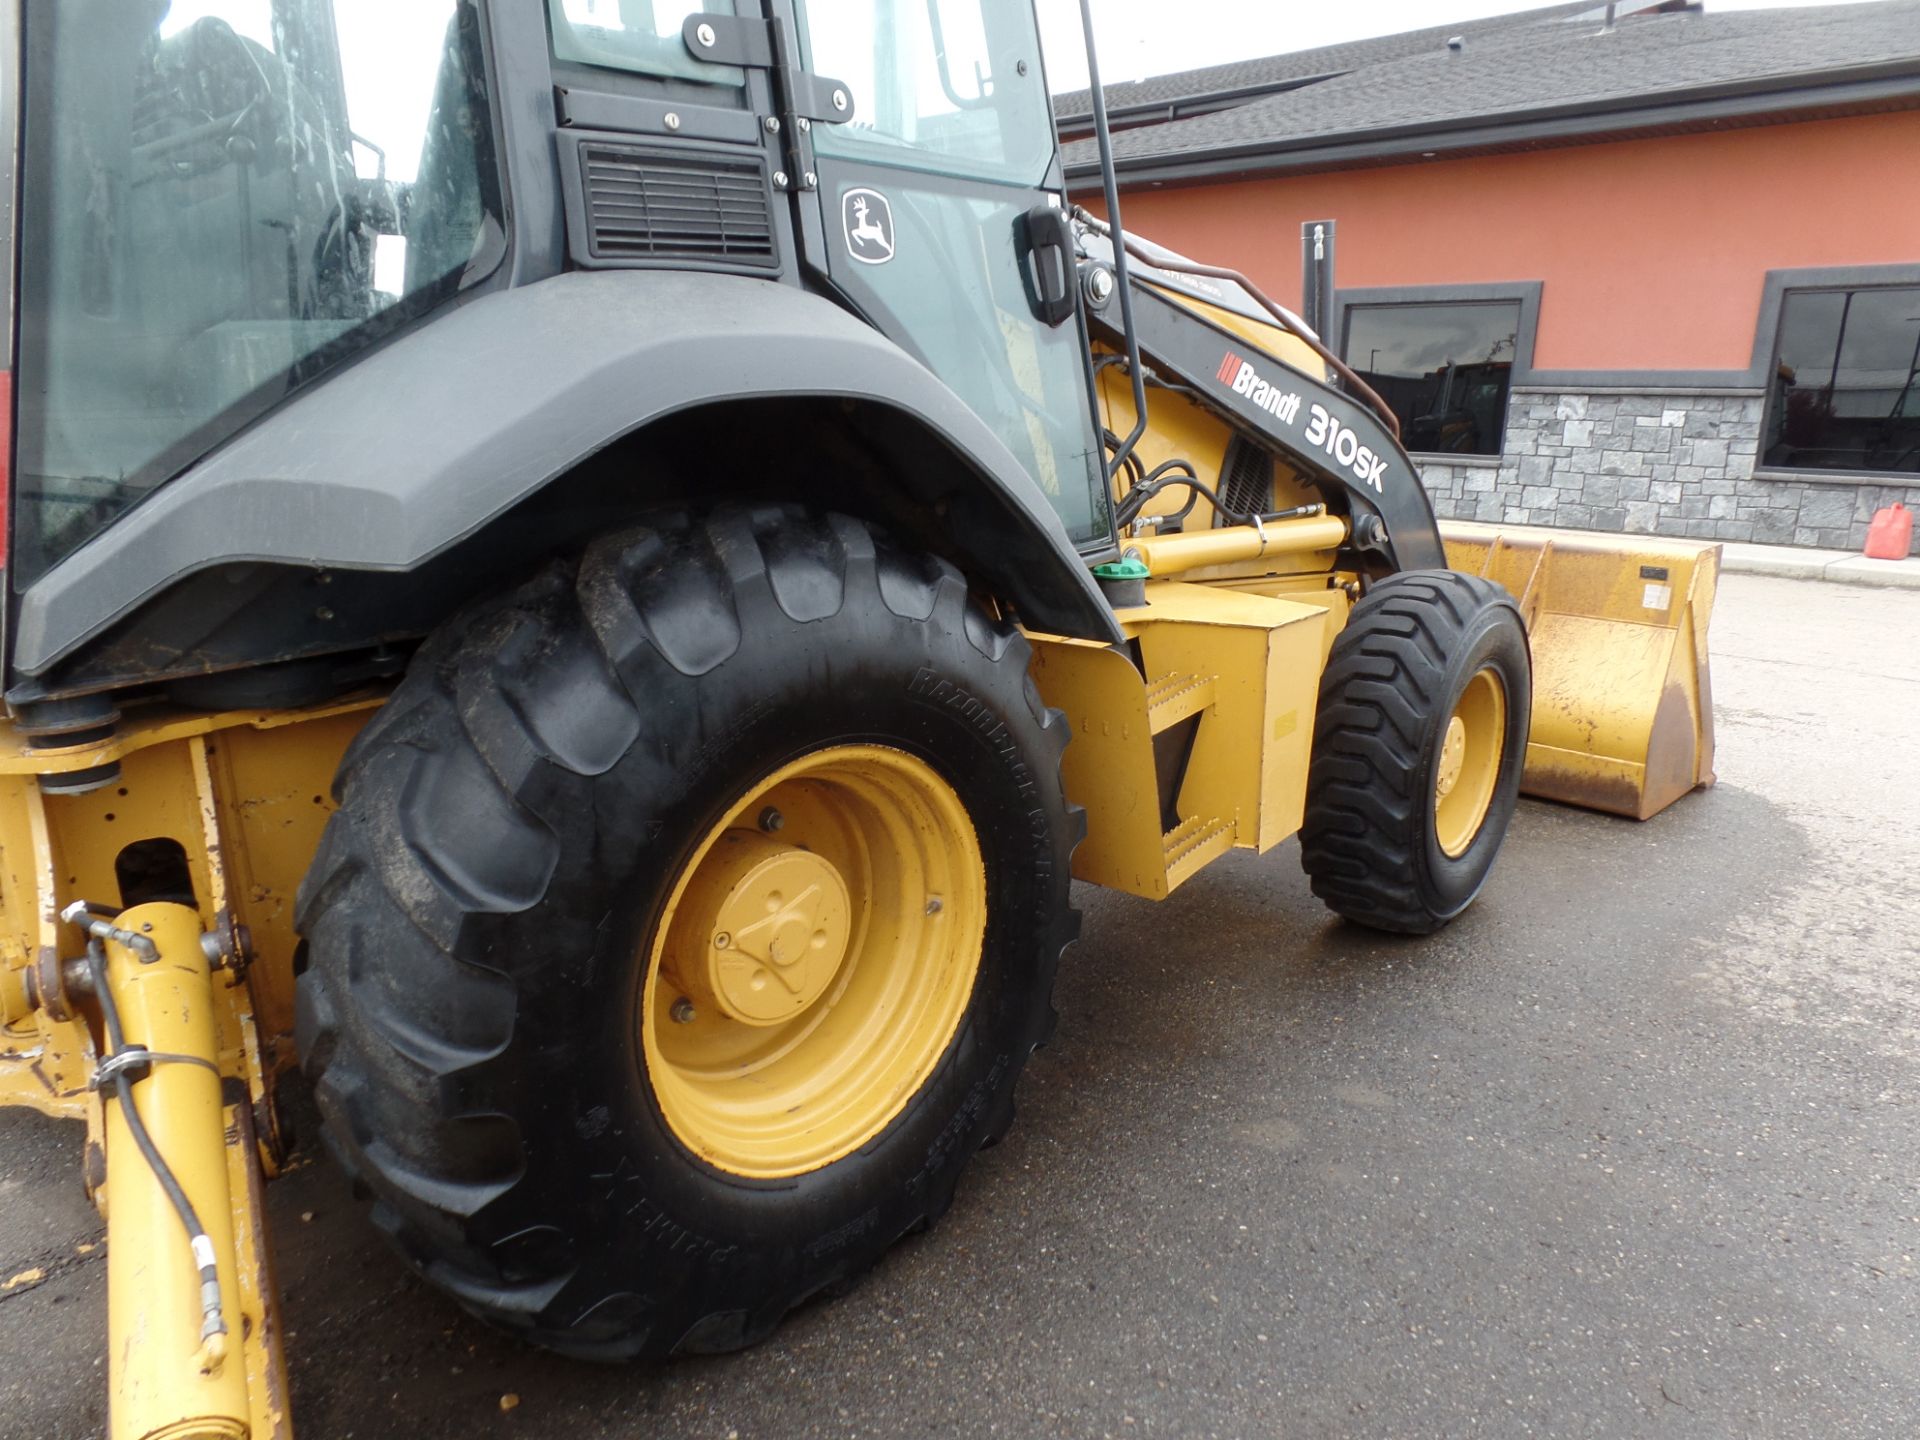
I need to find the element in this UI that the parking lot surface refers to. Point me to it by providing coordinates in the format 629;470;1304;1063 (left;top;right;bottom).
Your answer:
4;571;1918;1439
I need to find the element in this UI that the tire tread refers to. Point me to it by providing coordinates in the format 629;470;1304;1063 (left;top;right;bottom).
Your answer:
1299;570;1525;934
297;505;1077;1357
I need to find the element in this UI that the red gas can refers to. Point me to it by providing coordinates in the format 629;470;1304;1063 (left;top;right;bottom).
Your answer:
1864;502;1911;560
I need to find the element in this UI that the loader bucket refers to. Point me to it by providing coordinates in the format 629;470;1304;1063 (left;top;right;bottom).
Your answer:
1440;523;1719;821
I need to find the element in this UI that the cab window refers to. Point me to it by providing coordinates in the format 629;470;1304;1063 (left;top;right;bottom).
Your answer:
801;0;1055;185
546;0;745;86
14;0;504;580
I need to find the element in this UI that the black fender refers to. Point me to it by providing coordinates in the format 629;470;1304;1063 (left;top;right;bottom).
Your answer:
10;269;1122;684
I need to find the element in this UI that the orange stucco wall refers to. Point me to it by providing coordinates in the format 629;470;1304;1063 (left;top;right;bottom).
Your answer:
1108;110;1920;373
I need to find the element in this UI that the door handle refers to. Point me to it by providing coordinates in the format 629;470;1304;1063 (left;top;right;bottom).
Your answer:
1019;206;1077;328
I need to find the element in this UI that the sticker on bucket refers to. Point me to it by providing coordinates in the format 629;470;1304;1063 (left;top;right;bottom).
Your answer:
1642;582;1672;611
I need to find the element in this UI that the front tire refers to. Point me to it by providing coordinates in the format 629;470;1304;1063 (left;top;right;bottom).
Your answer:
1299;570;1530;934
295;506;1078;1358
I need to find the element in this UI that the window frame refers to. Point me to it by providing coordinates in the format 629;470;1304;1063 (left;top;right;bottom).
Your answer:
798;0;1060;188
1332;282;1543;461
1752;263;1920;485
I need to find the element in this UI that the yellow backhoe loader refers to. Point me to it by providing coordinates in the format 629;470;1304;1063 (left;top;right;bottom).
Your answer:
0;1;1716;1434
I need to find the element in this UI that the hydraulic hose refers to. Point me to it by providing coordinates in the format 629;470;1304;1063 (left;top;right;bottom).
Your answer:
1114;451;1325;532
77;923;231;1373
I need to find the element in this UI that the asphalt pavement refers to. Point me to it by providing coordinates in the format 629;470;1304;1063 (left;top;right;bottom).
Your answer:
4;571;1918;1439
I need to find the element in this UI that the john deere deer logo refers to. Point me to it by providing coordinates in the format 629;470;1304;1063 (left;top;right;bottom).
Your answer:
843;188;895;265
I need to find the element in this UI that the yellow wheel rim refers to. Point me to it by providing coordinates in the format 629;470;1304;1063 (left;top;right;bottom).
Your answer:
641;744;987;1179
1433;667;1507;859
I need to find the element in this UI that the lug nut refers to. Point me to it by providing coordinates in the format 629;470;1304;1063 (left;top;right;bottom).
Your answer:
714;931;732;950
759;807;784;833
671;998;696;1024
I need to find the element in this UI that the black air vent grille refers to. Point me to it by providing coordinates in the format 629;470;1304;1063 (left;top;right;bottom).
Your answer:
1216;435;1274;525
580;145;776;268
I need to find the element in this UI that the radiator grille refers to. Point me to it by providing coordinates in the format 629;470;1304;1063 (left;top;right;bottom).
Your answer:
580;145;777;268
1215;435;1274;525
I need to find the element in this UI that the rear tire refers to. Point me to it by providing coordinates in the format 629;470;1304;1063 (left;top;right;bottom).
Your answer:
1299;570;1530;934
295;506;1078;1358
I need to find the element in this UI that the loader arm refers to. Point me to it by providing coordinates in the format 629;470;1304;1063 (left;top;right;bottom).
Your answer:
1082;231;1447;574
1065;220;1719;824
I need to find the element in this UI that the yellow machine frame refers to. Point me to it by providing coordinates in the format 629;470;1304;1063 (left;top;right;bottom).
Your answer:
0;513;1720;1438
0;700;378;1439
0;274;1721;1440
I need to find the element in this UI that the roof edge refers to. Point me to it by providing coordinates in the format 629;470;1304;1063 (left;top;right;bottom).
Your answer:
1055;72;1342;133
1063;58;1920;188
1049;1;1601;119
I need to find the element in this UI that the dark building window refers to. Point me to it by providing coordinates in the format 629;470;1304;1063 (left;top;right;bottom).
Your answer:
1344;301;1522;456
1763;285;1920;475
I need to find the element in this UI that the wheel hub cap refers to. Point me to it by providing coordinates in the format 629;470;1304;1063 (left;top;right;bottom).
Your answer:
1436;716;1468;800
1433;669;1507;859
673;832;852;1026
642;744;988;1179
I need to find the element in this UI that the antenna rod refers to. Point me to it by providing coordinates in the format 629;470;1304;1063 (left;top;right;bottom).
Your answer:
1077;0;1149;487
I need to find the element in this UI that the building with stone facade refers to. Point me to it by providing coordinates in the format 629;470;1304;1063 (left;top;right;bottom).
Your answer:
1057;0;1920;553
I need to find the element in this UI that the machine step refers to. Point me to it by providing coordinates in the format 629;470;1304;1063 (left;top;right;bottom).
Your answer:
1029;580;1333;900
1162;816;1236;890
1145;672;1217;734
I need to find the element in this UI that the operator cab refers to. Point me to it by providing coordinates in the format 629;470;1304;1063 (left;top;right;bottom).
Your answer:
10;0;1111;622
14;1;501;583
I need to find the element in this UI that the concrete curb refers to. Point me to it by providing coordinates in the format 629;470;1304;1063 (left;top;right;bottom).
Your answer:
1718;542;1920;590
1440;519;1920;591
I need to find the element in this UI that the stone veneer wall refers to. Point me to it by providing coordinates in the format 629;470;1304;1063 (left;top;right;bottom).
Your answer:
1419;388;1920;555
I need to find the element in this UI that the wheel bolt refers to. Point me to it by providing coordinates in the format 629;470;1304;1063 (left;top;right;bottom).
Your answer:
925;897;943;915
714;931;732;950
759;807;784;833
670;998;696;1024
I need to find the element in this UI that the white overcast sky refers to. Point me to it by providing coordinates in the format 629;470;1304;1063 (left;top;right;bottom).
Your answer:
1037;0;1894;93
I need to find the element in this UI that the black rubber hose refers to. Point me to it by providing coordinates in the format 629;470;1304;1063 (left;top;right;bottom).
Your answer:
86;940;228;1344
1134;458;1200;514
1119;474;1325;533
1118;470;1248;529
1101;427;1145;491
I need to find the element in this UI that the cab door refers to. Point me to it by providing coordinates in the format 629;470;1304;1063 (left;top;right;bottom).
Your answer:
776;0;1113;549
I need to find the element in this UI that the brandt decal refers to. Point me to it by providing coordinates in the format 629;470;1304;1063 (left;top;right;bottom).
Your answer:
842;188;895;265
1218;351;1302;425
1216;350;1390;494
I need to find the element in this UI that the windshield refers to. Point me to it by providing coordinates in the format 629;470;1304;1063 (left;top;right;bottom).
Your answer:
802;0;1055;186
12;0;503;583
